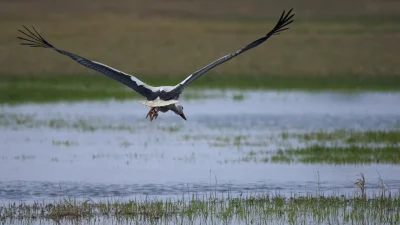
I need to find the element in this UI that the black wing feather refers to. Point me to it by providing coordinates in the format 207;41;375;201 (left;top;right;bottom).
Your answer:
17;26;158;100
163;8;295;99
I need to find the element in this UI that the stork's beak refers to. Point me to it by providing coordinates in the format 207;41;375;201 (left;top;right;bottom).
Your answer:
180;113;187;120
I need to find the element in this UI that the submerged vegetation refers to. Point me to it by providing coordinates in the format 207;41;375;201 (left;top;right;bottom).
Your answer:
0;112;186;133
241;130;400;164
185;129;400;164
1;111;399;165
283;129;400;145
269;145;400;164
0;112;133;132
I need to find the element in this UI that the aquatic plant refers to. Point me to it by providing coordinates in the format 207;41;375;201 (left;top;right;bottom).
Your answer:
1;190;399;225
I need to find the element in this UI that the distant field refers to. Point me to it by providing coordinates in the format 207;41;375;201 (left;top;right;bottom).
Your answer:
0;0;399;103
1;74;400;104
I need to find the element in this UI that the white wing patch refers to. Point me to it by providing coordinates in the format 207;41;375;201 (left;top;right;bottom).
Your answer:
92;60;162;93
93;60;147;86
179;74;193;85
158;86;175;92
129;76;146;86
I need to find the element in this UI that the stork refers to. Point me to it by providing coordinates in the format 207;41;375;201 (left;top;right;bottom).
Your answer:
17;9;294;121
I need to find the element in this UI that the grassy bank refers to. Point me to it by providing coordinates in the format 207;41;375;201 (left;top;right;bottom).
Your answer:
1;0;399;104
1;191;399;225
1;73;400;104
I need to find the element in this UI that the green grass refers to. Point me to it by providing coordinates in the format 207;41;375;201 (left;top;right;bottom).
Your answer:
2;113;399;165
1;192;399;225
52;140;78;146
13;154;35;161
232;92;245;101
0;112;189;133
284;129;400;144
182;89;226;100
3;0;400;100
0;112;133;132
268;145;400;164
227;130;400;164
1;73;400;104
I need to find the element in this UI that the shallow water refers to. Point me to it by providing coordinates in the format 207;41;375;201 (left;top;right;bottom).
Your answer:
0;90;399;203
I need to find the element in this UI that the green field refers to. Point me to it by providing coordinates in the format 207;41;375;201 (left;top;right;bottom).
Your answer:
2;74;400;104
1;0;399;103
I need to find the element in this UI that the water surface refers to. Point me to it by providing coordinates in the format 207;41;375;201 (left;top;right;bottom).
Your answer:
0;90;399;202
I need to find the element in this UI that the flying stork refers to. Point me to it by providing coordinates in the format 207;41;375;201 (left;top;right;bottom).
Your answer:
17;9;295;121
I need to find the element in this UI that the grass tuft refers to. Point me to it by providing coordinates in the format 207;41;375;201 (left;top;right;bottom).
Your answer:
287;129;400;144
270;145;400;164
1;191;399;224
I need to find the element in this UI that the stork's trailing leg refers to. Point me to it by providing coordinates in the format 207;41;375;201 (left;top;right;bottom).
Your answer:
146;107;159;121
146;107;155;119
152;109;159;120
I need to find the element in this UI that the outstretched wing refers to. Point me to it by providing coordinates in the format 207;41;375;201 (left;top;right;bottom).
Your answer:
164;8;295;99
17;26;159;100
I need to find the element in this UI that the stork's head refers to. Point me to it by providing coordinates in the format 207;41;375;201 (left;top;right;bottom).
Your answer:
175;104;187;120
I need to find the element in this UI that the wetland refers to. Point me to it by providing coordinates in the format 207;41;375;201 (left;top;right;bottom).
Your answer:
1;90;399;224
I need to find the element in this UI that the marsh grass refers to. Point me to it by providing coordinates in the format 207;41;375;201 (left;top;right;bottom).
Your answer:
2;113;399;165
354;173;367;200
209;135;266;149
284;129;400;144
52;140;78;146
232;93;245;101
0;112;188;135
182;90;226;101
1;192;399;225
0;112;135;132
229;130;400;164
158;125;183;133
13;155;35;161
1;74;400;104
269;145;400;164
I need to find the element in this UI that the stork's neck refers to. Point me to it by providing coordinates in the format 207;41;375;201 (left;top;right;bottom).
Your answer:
168;104;179;113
